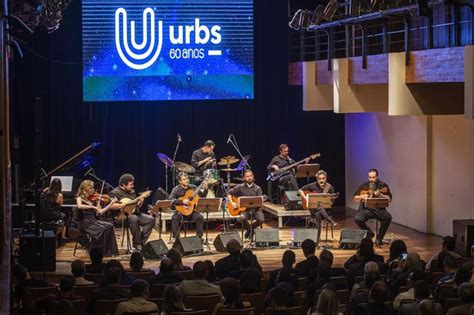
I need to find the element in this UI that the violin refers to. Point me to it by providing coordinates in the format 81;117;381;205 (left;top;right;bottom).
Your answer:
88;192;114;204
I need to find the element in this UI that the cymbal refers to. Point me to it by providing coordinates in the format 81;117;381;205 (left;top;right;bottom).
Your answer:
221;168;240;172
157;153;173;167
218;156;239;166
174;162;196;173
234;177;244;182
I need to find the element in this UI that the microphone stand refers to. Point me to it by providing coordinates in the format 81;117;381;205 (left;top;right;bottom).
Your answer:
86;169;114;190
228;135;251;170
171;137;181;191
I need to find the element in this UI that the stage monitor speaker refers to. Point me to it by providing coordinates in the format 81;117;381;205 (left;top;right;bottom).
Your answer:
294;229;319;246
173;236;203;256
255;228;279;247
213;232;242;252
142;239;169;259
284;190;301;210
20;230;56;272
453;220;474;257
152;187;169;205
339;229;367;249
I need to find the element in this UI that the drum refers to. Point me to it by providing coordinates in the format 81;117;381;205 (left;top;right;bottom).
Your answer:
206;169;220;185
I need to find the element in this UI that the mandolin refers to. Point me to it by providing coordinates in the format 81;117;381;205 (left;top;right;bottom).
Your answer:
115;190;152;220
227;195;268;216
267;153;321;181
300;191;339;210
359;187;389;198
175;172;211;216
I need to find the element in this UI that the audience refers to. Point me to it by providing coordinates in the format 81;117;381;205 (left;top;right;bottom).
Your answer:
167;248;192;272
387;240;407;265
89;267;131;313
103;259;136;286
312;261;332;292
437;254;458;286
149;258;184;285
35;276;82;312
85;247;106;274
389;252;423;296
12;264;50;305
268;250;298;290
49;299;75;315
320;249;346;277
229;249;262;279
393;270;429;309
425;236;461;271
215;239;242;279
295;239;319;280
161;284;189;314
311;286;341;315
240;266;262;294
213;277;251;314
446;282;474;315
349;261;380;312
268;282;295;310
367;281;395;315
398;280;443;315
344;238;384;269
205;260;219;283
115;279;159;315
178;260;222;297
129;252;150;273
71;260;94;285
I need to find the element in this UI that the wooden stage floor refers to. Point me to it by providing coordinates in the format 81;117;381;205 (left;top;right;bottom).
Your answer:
50;209;443;279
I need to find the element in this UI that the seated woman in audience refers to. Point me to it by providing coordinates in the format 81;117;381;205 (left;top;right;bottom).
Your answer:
161;284;190;315
344;238;384;269
268;250;298;291
310;286;342;315
167;248;192;272
213;278;251;314
128;252;151;273
389;252;422;297
386;240;407;275
102;259;136;286
205;260;219;283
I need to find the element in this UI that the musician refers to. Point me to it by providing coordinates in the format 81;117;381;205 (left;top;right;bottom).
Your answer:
109;174;155;252
267;144;300;191
299;170;337;239
169;172;207;240
75;180;119;256
191;140;216;173
41;178;67;240
353;169;392;246
227;169;265;240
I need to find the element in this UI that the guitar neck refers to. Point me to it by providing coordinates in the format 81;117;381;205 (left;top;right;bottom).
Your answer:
281;158;307;173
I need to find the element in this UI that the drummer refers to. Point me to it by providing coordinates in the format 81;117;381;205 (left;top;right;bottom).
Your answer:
191;140;217;174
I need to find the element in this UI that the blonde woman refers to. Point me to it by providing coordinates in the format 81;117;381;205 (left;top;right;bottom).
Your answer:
76;180;119;256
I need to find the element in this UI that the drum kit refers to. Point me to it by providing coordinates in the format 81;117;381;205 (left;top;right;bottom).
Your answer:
156;152;250;195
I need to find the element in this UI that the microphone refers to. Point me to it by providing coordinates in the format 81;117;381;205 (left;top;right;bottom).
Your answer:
227;134;232;144
177;133;182;142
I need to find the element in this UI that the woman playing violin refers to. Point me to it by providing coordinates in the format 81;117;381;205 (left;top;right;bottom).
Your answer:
76;180;119;256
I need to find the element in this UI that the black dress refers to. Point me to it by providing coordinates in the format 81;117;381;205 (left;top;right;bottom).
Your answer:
41;196;66;222
79;209;119;256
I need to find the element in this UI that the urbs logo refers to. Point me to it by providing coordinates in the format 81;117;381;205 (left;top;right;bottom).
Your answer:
115;7;222;70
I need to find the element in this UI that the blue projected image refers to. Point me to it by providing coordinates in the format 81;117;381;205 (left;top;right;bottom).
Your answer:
82;0;254;102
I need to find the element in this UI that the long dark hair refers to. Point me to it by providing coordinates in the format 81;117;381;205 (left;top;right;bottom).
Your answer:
162;285;186;313
220;278;245;308
45;178;62;203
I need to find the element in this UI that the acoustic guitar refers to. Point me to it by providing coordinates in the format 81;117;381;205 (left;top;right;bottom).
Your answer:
227;195;268;216
300;191;339;210
175;172;211;216
359;187;389;198
267;153;321;181
115;190;152;220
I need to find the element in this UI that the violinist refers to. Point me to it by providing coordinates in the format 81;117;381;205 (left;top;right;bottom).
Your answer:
76;180;119;256
353;169;392;246
108;174;155;252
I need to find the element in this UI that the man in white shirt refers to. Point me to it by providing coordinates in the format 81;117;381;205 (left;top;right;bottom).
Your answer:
178;261;222;298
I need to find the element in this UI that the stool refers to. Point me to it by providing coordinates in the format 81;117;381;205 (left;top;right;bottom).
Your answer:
305;217;334;241
367;218;380;239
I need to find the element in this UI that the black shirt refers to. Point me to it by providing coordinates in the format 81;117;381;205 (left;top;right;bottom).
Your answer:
300;182;335;194
353;180;392;211
266;155;296;176
169;184;208;206
109;187;141;214
228;183;263;197
191;148;216;173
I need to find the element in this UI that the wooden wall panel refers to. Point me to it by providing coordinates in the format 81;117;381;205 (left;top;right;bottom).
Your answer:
349;54;388;85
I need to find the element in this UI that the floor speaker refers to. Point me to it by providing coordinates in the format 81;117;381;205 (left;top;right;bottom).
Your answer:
20;230;56;272
255;228;279;247
294;229;319;246
339;229;367;249
453;219;474;257
284;190;301;210
213;232;242;252
142;239;169;259
172;236;203;256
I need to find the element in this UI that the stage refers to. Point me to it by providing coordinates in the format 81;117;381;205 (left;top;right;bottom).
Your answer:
44;210;443;282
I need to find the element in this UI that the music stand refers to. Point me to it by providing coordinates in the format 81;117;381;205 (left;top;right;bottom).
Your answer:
150;200;174;240
116;202;138;253
296;164;320;183
196;198;222;246
307;193;333;209
238;196;264;245
364;198;389;208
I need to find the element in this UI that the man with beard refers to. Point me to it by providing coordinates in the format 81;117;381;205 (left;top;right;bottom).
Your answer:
267;144;300;191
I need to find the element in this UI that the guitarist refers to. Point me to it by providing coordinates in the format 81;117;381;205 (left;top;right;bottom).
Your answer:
169;172;208;241
267;144;305;192
109;173;156;252
227;169;264;240
353;169;392;246
299;170;337;240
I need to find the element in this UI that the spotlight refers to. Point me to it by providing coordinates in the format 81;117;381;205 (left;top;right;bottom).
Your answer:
288;9;313;30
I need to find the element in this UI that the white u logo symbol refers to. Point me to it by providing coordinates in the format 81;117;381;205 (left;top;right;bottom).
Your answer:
115;7;163;70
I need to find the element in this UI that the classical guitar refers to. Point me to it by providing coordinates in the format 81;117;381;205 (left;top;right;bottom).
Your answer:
300;191;339;210
227;195;268;216
175;172;211;216
115;190;152;220
267;153;321;181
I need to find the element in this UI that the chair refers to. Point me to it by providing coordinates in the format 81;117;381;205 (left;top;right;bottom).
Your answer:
329;276;348;289
264;306;304;315
367;218;380;239
242;293;265;315
437;284;456;301
22;286;58;313
296;277;308;291
218;307;256;315
95;298;129;315
127;270;156;281
47;298;86;315
84;273;104;284
336;289;350;305
442;298;462;313
293;291;307;308
75;284;99;306
147;297;164;309
72;207;91;256
184;294;222;315
305;216;334;241
170;311;208;315
150;283;168;298
176;270;194;280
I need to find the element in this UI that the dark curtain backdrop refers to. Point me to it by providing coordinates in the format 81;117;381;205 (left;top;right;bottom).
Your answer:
11;0;346;204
